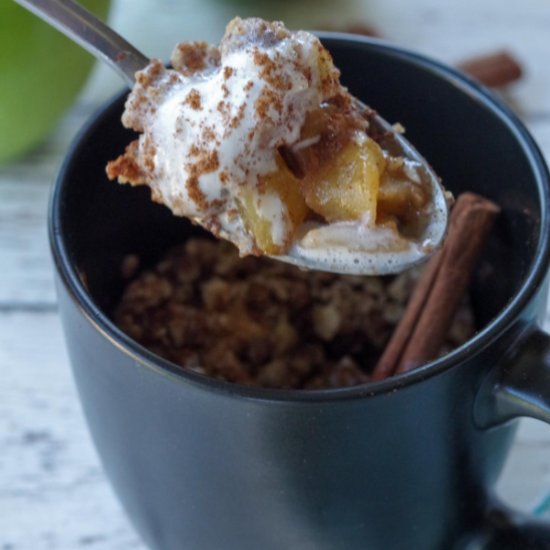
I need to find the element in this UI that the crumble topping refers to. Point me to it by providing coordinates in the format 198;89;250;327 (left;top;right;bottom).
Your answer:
184;89;202;110
114;238;475;389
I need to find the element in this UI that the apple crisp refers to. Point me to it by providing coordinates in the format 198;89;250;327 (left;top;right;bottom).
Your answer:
106;17;439;267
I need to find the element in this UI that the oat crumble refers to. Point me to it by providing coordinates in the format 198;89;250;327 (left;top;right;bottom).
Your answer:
114;238;475;389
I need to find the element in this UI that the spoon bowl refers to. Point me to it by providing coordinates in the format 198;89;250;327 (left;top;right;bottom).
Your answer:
277;99;449;275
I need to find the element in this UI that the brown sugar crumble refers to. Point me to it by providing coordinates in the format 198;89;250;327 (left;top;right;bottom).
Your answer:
114;238;475;390
106;141;147;185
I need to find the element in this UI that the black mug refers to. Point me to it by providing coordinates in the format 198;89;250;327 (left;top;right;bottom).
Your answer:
50;35;550;549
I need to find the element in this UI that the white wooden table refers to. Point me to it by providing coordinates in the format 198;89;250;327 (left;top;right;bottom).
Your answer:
1;0;550;547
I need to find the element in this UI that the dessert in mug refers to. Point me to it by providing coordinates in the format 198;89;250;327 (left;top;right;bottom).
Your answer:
105;18;495;388
107;17;445;272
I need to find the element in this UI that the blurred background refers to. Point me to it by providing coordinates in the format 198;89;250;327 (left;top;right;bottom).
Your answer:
1;0;549;548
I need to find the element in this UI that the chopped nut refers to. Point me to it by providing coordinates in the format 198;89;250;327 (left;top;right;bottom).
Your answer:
313;304;342;340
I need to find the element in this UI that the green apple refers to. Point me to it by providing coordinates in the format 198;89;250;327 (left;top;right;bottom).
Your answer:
0;1;111;165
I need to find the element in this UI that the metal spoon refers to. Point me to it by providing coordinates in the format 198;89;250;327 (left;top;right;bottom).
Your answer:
15;0;449;275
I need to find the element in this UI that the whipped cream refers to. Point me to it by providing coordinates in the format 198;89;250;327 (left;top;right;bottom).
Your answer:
108;18;343;255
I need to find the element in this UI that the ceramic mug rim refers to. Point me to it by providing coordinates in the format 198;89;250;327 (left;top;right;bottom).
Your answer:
49;33;550;403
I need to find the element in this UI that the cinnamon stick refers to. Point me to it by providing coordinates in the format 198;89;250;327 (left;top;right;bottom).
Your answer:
338;24;382;38
322;21;523;90
371;248;443;381
372;193;500;380
321;23;381;38
457;50;523;88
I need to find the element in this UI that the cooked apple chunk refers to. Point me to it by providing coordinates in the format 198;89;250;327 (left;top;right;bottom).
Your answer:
237;154;309;255
299;136;385;224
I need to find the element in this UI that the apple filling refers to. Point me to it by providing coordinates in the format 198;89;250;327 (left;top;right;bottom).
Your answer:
237;101;432;255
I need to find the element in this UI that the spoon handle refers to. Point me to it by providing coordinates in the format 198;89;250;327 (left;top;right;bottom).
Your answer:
14;0;149;85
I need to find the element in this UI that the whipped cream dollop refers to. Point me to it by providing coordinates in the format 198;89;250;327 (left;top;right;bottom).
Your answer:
107;17;343;255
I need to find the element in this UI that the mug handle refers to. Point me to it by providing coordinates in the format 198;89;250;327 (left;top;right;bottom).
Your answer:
472;326;550;549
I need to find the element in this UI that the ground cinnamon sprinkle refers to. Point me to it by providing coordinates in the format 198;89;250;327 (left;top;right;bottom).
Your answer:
198;150;219;173
114;238;476;389
219;170;229;184
184;150;220;208
185;176;208;209
253;49;292;91
223;66;234;80
185;89;202;110
230;103;247;130
255;87;285;120
202;127;217;144
189;144;200;157
171;41;218;75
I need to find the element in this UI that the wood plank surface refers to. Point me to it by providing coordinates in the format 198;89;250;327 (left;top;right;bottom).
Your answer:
0;312;143;549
